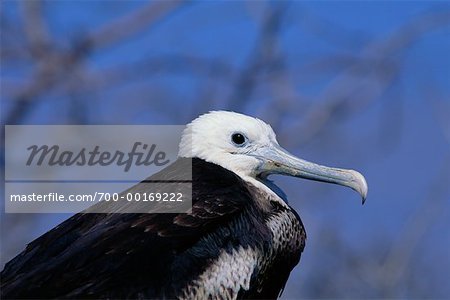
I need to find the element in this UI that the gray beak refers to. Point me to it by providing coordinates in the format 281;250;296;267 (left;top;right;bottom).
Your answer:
253;144;368;203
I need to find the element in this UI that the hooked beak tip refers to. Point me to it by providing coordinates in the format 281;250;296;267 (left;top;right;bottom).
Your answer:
348;170;368;205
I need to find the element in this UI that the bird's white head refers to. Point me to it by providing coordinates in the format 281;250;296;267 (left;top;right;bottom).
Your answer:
179;111;367;203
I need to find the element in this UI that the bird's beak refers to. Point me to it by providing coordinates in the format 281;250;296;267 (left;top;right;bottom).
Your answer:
253;144;368;203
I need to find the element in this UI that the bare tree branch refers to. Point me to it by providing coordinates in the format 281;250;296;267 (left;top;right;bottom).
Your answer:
20;0;52;58
86;0;187;51
2;1;188;127
378;154;450;297
281;10;450;147
228;2;289;111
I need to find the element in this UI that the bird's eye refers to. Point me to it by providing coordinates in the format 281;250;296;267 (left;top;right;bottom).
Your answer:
231;133;247;146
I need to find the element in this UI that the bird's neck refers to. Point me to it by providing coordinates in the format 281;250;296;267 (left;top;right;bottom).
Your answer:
238;174;290;209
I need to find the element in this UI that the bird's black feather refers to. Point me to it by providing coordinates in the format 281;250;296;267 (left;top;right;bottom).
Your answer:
1;158;305;299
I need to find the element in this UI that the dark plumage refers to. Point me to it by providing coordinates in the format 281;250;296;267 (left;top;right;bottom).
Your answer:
1;158;306;299
2;111;367;299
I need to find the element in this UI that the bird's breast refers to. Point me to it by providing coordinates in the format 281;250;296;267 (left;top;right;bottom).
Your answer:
266;206;306;257
239;204;306;299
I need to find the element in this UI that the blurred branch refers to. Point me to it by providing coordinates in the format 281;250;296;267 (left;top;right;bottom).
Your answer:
375;10;450;55
2;1;188;127
296;7;371;49
281;10;450;147
2;0;55;127
228;2;288;111
21;1;52;59
86;0;186;51
427;86;450;145
82;54;236;91
377;154;450;297
300;157;450;298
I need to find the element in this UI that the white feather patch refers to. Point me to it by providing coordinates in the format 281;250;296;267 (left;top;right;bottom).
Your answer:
179;246;259;300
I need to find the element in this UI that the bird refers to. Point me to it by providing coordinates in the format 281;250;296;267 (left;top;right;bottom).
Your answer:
1;111;367;299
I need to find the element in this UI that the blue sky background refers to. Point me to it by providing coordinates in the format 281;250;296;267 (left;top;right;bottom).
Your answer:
1;1;449;298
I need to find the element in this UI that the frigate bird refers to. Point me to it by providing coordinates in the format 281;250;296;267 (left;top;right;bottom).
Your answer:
1;111;367;299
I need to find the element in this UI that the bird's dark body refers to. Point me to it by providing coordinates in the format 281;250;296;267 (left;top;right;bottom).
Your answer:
1;158;306;299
